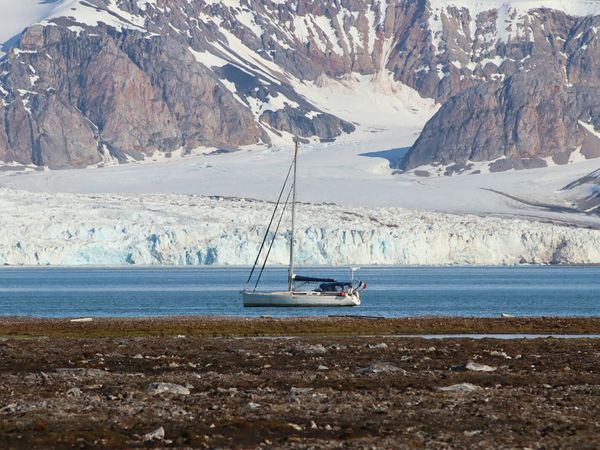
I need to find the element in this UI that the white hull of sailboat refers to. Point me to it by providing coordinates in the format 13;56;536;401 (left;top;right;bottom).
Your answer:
242;291;360;307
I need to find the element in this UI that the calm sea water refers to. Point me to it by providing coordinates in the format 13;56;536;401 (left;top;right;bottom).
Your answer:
0;266;598;318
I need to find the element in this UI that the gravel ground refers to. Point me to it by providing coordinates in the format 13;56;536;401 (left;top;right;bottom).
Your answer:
2;316;600;337
1;318;600;449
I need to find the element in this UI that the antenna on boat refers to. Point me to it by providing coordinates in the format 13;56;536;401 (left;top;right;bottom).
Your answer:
288;137;299;292
351;267;360;283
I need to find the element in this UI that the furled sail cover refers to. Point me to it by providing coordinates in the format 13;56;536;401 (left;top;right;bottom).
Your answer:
293;275;336;283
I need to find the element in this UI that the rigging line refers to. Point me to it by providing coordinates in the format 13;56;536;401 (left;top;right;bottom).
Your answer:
245;160;295;287
254;183;294;292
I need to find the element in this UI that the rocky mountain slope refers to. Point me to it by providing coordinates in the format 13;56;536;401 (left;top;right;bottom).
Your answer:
402;0;600;173
0;0;599;170
561;167;600;213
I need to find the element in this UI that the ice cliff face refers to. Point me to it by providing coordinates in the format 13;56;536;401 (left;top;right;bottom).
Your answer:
0;0;600;170
1;189;599;266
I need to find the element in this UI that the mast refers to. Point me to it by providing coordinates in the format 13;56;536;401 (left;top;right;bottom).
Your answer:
288;138;299;292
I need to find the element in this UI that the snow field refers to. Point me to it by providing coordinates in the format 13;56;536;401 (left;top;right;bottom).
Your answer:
0;0;75;55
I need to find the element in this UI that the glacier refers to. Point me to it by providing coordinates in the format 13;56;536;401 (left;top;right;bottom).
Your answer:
1;189;599;266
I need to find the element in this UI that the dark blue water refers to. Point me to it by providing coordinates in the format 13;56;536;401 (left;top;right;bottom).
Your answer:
0;266;598;318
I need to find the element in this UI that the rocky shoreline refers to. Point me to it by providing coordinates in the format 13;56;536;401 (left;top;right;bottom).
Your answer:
3;316;600;338
0;317;599;448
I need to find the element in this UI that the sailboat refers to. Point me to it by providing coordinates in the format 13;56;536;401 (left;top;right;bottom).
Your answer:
241;139;366;307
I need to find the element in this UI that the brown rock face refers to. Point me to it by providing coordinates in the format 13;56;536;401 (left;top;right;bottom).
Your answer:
0;21;262;168
35;95;102;168
403;71;598;170
260;107;355;142
80;41;180;158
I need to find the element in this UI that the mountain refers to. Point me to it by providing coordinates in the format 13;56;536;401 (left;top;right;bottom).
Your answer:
401;0;600;174
0;0;599;169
